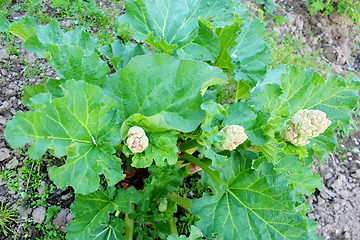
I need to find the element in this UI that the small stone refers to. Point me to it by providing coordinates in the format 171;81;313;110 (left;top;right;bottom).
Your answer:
9;55;17;61
353;169;360;178
32;206;46;223
317;198;325;206
24;52;37;63
0;178;7;186
38;181;47;195
325;189;336;198
53;208;70;233
344;231;351;239
340;189;351;199
320;191;329;199
18;206;32;218
0;101;10;113
4;89;16;97
0;148;10;161
0;48;7;59
66;212;75;223
324;172;333;180
333;203;340;211
61;195;71;201
6;157;19;170
0;115;6;124
331;178;343;191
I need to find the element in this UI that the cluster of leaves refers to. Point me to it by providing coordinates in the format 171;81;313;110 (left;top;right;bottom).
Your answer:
2;0;360;239
308;0;360;22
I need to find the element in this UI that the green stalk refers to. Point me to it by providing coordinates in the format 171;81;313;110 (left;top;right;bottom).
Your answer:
178;153;223;186
166;193;192;212
166;217;178;236
115;210;120;217
125;203;135;240
179;139;201;152
125;157;135;176
235;81;240;101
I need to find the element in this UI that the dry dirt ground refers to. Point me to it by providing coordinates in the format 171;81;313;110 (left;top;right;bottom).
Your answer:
0;0;360;239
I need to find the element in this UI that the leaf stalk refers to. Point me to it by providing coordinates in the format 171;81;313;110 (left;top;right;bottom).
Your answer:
166;217;178;236
178;153;223;186
124;203;135;240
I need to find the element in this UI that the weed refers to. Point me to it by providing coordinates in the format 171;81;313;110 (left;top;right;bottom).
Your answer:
0;201;18;236
177;210;200;236
21;0;43;16
3;31;20;55
19;57;46;80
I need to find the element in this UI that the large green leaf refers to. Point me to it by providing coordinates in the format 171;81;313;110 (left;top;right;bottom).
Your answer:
274;153;322;195
90;218;125;240
145;164;184;198
229;18;271;86
250;66;359;156
214;16;245;74
5;80;124;194
249;64;287;111
280;67;360;129
100;40;149;70
117;0;199;46
48;45;110;86
67;187;117;240
309;127;337;161
35;19;63;44
192;150;318;239
8;22;36;40
176;20;220;62
19;19;99;54
116;0;239;61
62;26;99;53
197;0;236;28
102;54;227;132
0;12;11;32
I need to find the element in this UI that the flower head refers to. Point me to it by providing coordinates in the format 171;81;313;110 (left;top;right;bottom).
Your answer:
284;109;331;146
219;125;248;150
126;126;149;153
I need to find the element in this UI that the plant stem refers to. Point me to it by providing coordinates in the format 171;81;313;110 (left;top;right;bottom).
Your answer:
115;210;120;217
235;81;240;101
166;193;192;212
125;157;135;177
124;203;135;240
179;139;201;152
178;153;223;186
166;217;178;236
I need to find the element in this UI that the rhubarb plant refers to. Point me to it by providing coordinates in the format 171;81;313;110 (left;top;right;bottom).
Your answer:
2;0;360;239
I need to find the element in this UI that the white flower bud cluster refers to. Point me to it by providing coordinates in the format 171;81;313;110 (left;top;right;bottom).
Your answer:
219;125;248;150
284;109;331;146
126;126;149;153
